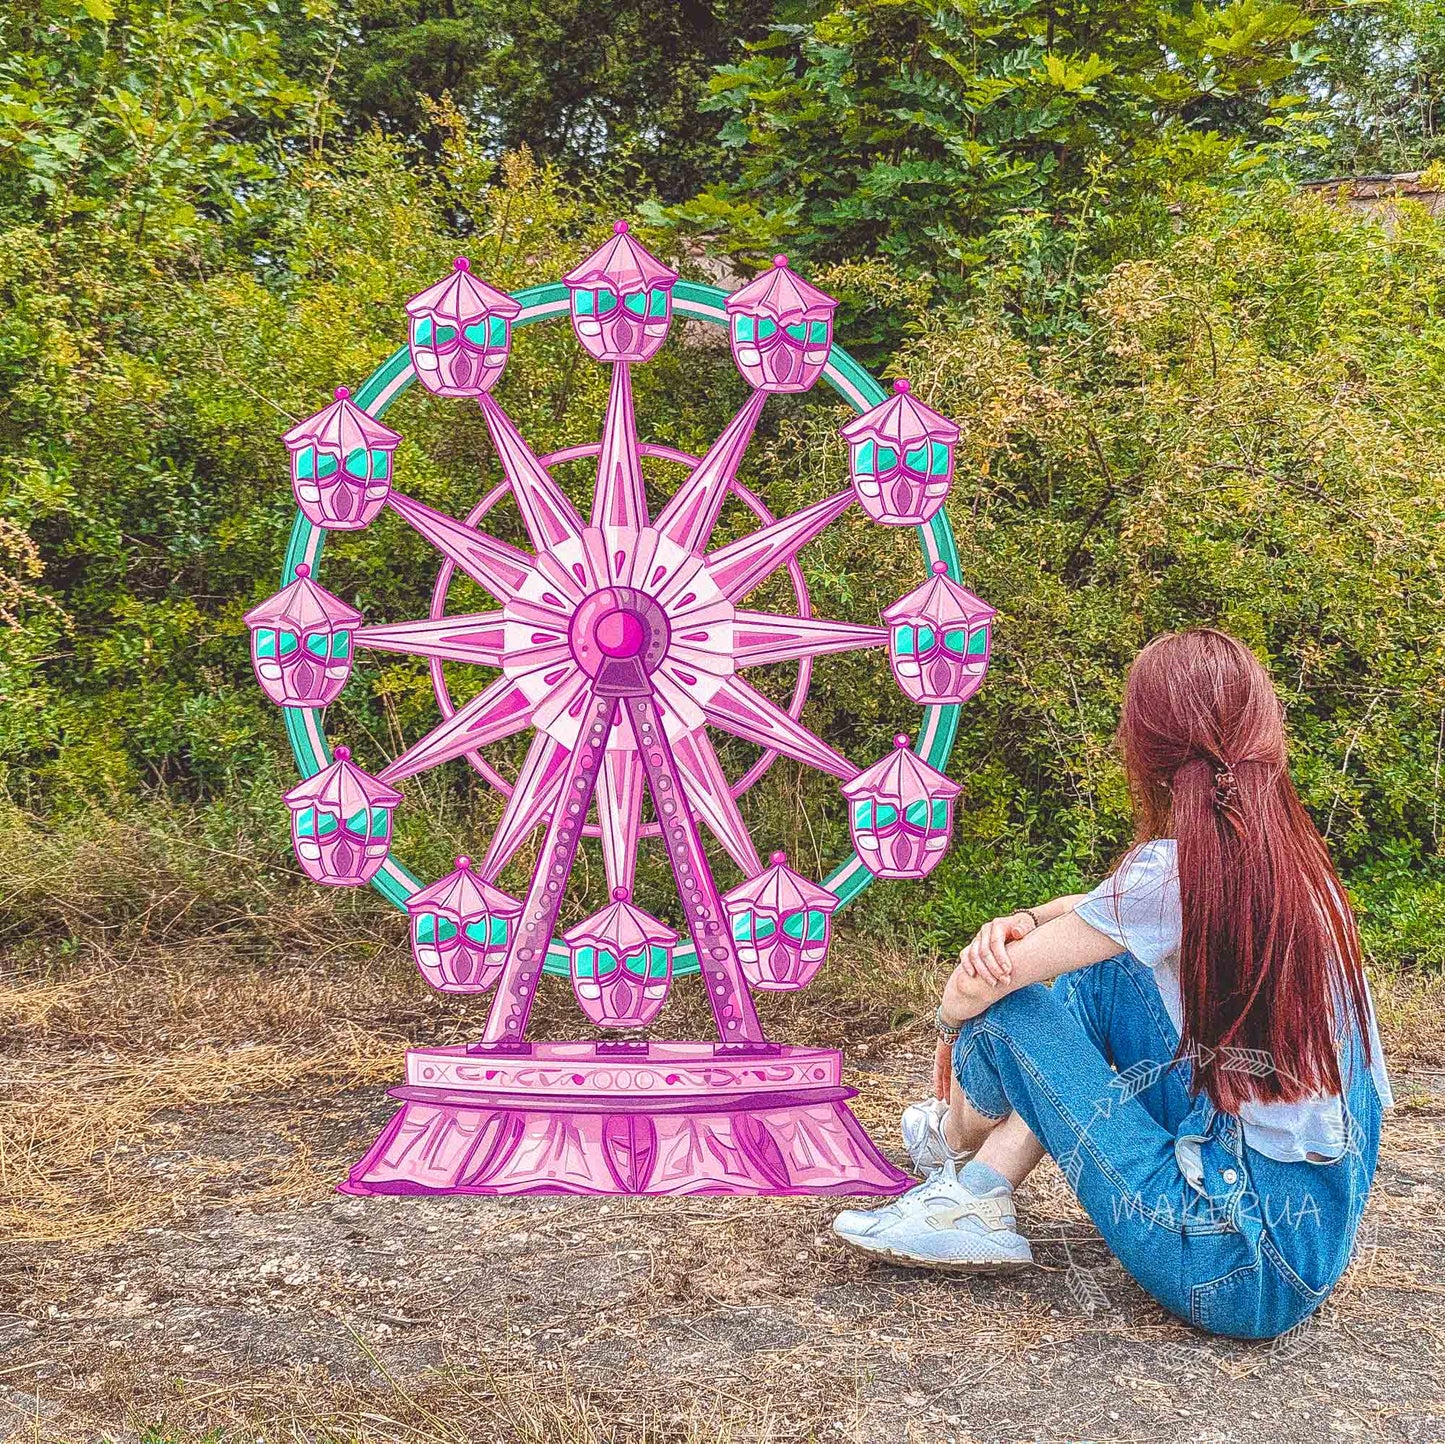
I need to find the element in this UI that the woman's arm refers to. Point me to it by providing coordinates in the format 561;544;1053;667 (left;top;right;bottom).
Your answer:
941;909;1122;1025
1031;893;1089;925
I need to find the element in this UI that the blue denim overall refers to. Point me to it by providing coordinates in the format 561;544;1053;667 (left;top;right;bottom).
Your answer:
952;954;1382;1339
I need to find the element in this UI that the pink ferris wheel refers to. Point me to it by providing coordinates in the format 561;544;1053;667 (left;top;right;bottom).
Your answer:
245;224;996;1197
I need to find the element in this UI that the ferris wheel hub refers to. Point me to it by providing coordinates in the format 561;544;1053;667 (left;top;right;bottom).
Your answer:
596;608;646;657
569;586;670;678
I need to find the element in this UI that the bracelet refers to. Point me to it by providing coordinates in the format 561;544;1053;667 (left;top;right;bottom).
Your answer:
934;1004;963;1042
1014;906;1041;930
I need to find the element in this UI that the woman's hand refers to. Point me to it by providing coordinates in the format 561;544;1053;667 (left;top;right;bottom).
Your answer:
956;911;1037;986
933;1037;953;1101
941;911;1038;1023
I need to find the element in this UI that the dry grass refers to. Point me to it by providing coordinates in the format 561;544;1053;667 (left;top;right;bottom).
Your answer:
0;930;432;1242
0;804;948;1247
73;1350;842;1444
0;937;941;1246
1364;963;1445;1068
0;801;1438;1250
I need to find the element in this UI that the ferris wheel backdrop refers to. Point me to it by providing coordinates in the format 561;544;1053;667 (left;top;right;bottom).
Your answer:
244;224;996;1197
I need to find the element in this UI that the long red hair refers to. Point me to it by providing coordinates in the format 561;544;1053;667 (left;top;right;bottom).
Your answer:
1118;629;1371;1110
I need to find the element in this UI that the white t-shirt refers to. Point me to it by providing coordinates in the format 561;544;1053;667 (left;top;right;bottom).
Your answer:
1074;839;1392;1164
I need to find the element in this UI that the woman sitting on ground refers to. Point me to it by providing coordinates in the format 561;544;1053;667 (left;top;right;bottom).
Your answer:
834;628;1390;1341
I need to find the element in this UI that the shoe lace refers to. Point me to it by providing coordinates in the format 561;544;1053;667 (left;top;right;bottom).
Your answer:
879;1157;961;1218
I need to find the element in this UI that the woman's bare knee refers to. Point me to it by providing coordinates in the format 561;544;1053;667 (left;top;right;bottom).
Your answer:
946;1075;1005;1153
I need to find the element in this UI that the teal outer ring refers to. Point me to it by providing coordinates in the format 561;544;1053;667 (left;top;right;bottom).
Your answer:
281;277;962;977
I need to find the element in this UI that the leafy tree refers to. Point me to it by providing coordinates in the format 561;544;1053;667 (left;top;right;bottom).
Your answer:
656;0;1325;285
1308;0;1445;174
0;0;321;244
3;0;1445;972
827;184;1445;961
331;0;774;202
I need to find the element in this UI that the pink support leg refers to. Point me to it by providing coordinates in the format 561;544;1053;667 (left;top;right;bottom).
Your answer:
472;684;618;1054
621;688;771;1051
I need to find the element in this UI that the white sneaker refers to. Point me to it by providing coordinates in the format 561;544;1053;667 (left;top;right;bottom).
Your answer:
901;1097;973;1173
833;1161;1034;1272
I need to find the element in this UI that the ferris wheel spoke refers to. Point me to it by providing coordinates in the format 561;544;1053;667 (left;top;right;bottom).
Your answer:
653;389;769;554
704;489;855;603
671;726;763;877
355;611;509;667
597;733;645;895
387;492;538;605
730;611;889;668
592;365;648;571
479;731;573;881
378;673;536;783
477;392;587;553
702;675;858;781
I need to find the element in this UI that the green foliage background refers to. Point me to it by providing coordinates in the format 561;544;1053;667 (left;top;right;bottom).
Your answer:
2;0;1444;974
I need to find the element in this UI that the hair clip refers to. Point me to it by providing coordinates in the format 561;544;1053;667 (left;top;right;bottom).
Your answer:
1214;766;1237;807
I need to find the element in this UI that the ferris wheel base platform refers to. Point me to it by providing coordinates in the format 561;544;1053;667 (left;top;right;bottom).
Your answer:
338;1041;914;1198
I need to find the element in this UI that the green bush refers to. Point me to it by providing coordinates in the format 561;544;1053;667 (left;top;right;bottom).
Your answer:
886;182;1445;964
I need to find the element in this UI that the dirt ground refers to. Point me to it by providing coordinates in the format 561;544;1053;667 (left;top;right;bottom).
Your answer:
0;1051;1441;1442
1;896;1442;1443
